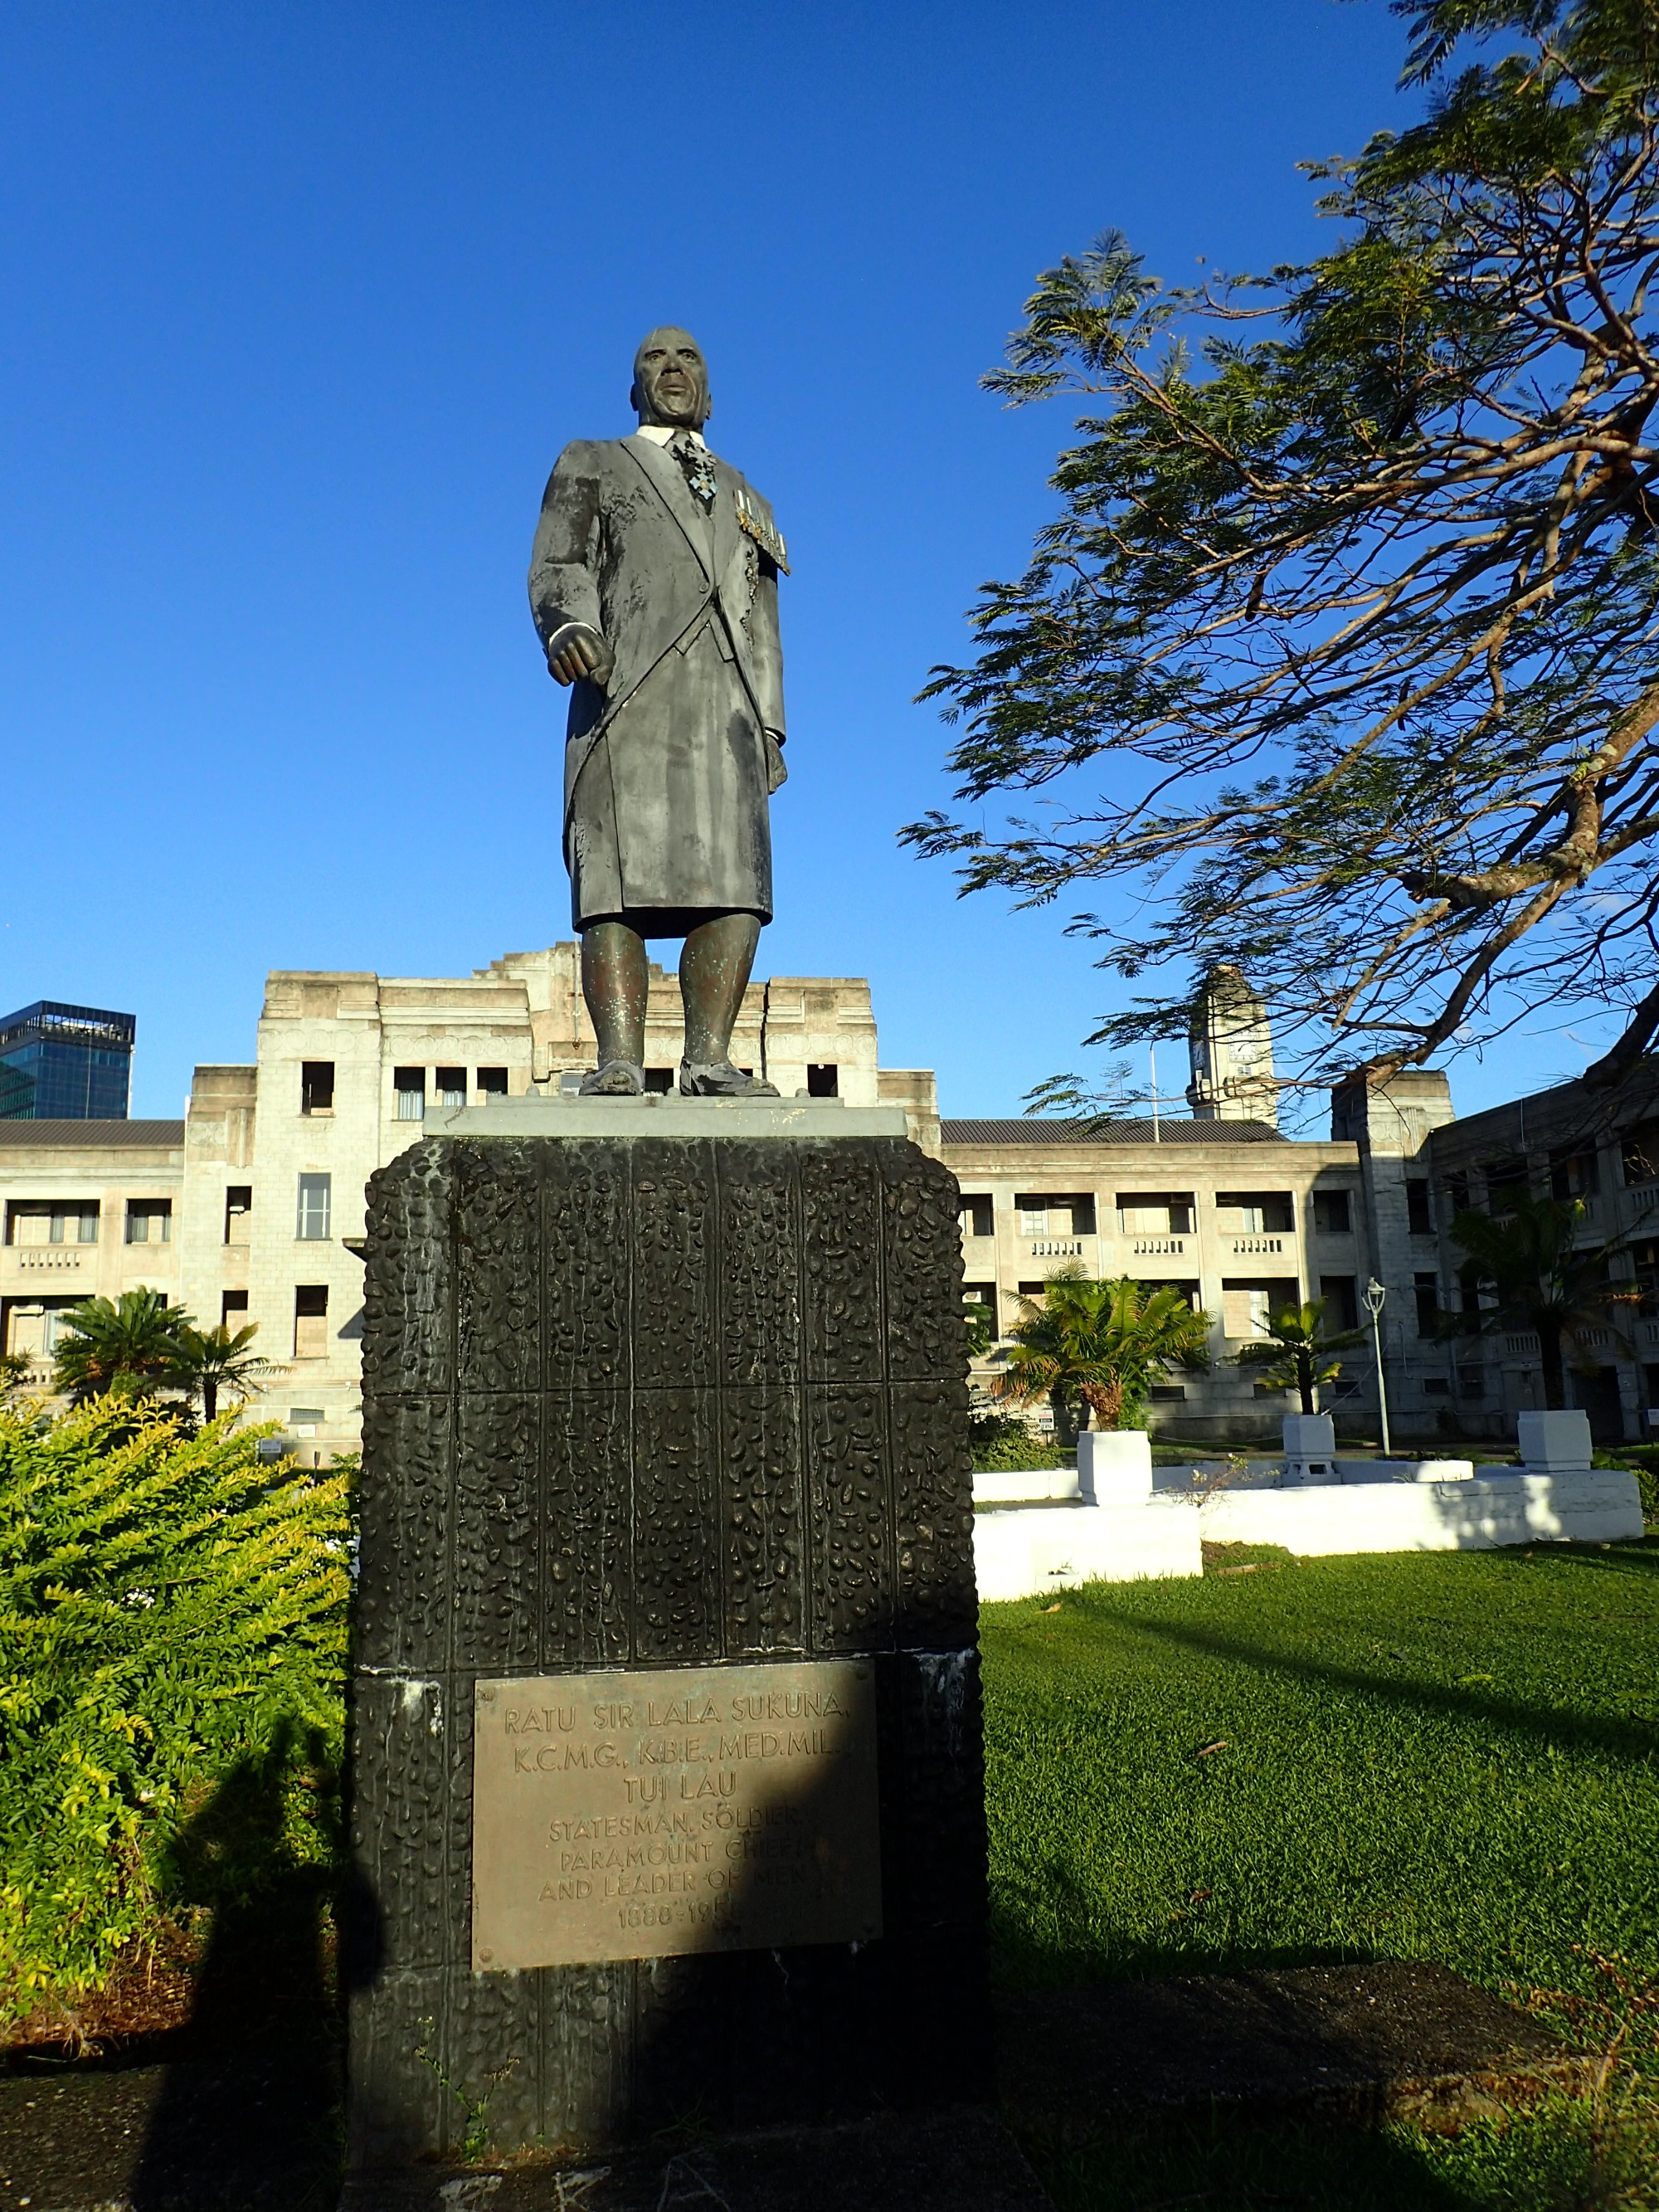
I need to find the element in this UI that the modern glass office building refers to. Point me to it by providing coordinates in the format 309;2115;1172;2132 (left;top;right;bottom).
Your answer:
0;1002;134;1120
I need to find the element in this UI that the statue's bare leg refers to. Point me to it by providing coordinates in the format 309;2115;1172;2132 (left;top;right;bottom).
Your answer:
679;913;778;1095
579;922;648;1093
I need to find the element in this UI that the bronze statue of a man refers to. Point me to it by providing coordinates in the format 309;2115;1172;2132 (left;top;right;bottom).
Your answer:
528;328;791;1096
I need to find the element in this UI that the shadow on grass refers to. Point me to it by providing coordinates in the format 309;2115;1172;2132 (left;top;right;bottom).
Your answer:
1530;1535;1659;1580
1019;2109;1471;2211
129;1717;344;2212
1068;1596;1659;1764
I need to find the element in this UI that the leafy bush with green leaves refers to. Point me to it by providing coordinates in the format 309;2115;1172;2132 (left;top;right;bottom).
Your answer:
970;1407;1072;1472
0;1401;351;2019
1603;1445;1659;1523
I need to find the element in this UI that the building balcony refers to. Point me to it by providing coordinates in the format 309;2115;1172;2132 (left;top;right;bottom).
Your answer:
1131;1237;1185;1257
4;1249;90;1273
1229;1235;1285;1255
1029;1239;1084;1259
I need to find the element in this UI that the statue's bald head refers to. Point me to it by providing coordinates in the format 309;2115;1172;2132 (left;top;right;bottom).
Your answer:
631;327;711;431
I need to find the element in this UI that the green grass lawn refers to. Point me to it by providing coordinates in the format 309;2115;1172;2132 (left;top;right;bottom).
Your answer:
980;1539;1659;2210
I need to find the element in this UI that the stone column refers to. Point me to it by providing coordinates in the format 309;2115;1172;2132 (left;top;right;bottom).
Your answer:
344;1102;985;2178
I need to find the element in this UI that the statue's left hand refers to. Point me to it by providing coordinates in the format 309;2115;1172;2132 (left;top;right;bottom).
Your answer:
545;622;615;689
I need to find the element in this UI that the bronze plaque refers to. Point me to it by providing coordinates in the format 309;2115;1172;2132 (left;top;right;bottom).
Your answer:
471;1659;882;1970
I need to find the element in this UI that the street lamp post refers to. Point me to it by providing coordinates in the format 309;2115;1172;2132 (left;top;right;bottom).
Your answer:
1364;1277;1392;1457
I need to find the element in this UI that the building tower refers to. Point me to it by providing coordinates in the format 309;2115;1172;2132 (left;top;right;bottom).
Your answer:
1186;965;1278;1128
0;1002;134;1120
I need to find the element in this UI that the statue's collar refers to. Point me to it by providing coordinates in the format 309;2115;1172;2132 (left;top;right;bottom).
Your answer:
634;423;708;451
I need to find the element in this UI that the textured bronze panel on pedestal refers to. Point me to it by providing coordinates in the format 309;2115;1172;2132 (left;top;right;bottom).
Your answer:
347;1133;985;2175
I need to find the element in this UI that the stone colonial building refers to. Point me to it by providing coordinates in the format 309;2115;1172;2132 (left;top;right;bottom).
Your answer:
5;947;1657;1454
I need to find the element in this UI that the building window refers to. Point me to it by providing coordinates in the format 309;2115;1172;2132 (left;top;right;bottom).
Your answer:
1414;1273;1440;1337
1222;1278;1300;1339
289;1406;324;1435
476;1067;508;1097
1551;1148;1600;1200
301;1061;335;1115
1312;1189;1352;1235
125;1200;172;1245
1623;1122;1659;1187
1015;1193;1097;1238
644;1068;674;1093
1118;1193;1195;1235
1484;1157;1528;1213
1320;1274;1360;1330
1148;1384;1187;1401
960;1196;994;1240
963;1282;997;1344
807;1064;839;1097
1216;1191;1296;1234
7;1202;100;1246
1457;1365;1486;1400
1406;1181;1433;1235
225;1186;251;1245
436;1066;466;1108
221;1289;250;1329
297;1173;332;1240
2;1298;87;1358
1447;1172;1471;1214
294;1284;329;1358
394;1068;426;1121
1422;1376;1451;1396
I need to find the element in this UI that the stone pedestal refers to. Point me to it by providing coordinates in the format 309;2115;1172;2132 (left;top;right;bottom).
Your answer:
1077;1428;1153;1503
1281;1412;1338;1486
1516;1408;1593;1472
344;1105;986;2180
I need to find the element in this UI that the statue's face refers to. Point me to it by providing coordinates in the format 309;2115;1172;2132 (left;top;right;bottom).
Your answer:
631;328;710;430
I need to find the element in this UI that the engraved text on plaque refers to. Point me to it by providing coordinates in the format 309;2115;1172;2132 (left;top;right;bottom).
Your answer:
471;1659;882;1969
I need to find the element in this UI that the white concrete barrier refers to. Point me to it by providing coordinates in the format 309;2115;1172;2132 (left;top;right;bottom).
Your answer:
974;1499;1202;1601
1196;1469;1642;1555
971;1465;1082;1505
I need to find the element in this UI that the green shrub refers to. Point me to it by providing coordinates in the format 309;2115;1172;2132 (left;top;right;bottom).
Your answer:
0;1402;351;2020
1601;1444;1659;1522
971;1409;1072;1472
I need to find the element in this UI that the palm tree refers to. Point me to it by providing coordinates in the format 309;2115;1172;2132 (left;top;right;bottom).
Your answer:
51;1289;192;1404
172;1322;275;1422
1232;1298;1366;1415
964;1299;997;1360
995;1267;1211;1440
1447;1194;1640;1411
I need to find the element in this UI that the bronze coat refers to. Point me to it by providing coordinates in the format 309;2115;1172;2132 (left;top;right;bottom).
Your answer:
528;433;786;928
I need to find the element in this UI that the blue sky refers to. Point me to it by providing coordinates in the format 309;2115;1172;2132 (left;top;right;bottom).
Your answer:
0;0;1600;1126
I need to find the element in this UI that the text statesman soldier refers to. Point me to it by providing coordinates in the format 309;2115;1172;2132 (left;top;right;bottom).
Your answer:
529;328;790;1097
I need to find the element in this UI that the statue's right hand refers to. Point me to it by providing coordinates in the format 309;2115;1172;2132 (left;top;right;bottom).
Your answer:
546;623;615;689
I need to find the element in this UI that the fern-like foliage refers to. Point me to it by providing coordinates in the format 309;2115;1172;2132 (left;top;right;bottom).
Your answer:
0;1401;351;2018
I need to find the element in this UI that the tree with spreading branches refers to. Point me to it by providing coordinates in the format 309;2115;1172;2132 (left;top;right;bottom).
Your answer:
906;0;1659;1097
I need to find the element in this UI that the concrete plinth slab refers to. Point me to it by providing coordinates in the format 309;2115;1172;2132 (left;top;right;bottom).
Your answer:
1197;1469;1642;1554
340;2108;1053;2211
974;1499;1202;1601
432;1094;909;1139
